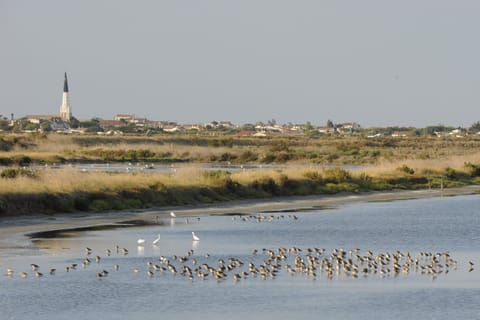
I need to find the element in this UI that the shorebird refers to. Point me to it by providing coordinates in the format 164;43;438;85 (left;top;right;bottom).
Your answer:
153;234;161;245
137;238;145;246
192;232;200;241
6;267;14;277
170;211;177;218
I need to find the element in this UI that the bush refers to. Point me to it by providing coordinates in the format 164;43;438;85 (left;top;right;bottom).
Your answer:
444;167;457;179
219;152;237;162
0;168;37;179
303;170;322;181
11;155;32;166
251;177;278;195
323;167;351;183
464;162;480;177
398;164;415;175
260;153;276;163
270;140;290;152
276;152;291;163
238;150;258;162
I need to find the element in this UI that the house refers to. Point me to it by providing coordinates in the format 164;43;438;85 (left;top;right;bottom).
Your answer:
317;127;336;135
114;114;135;122
99;120;123;128
337;122;361;135
25;115;56;124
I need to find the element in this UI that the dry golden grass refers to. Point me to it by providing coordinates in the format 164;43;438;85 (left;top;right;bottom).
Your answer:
0;167;213;194
3;133;480;196
362;153;480;177
1;153;478;196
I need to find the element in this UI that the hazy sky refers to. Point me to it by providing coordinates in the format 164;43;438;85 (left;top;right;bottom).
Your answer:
2;1;480;127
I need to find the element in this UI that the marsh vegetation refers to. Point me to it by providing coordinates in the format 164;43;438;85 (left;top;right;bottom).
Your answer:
1;133;480;215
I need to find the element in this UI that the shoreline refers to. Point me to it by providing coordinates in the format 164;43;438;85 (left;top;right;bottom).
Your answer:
1;185;479;246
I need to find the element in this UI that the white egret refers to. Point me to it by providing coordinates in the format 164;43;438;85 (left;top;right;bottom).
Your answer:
192;232;200;241
170;211;177;218
153;234;161;245
137;238;146;245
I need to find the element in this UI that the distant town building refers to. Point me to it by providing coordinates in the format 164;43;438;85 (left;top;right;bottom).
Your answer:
25;115;57;124
114;114;135;122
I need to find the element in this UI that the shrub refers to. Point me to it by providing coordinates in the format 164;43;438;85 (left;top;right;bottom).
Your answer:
303;170;322;181
444;167;457;179
12;155;32;166
323;167;350;183
326;153;339;162
219;152;237;162
276;152;292;163
260;153;276;163
90;199;111;212
270;140;290;152
0;168;37;179
398;164;415;175
0;138;14;151
464;162;480;177
238;150;258;162
251;177;278;195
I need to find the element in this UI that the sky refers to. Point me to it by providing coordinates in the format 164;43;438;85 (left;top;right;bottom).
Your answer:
2;0;480;128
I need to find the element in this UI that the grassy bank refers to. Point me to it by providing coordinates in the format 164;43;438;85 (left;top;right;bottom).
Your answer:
1;159;480;216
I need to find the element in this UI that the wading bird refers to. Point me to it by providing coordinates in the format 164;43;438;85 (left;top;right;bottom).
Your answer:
192;232;200;241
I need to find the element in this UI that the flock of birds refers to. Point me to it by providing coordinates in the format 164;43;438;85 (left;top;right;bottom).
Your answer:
1;211;476;282
231;213;299;223
1;243;475;282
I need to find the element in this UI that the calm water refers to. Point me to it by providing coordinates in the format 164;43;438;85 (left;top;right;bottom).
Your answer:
1;194;480;319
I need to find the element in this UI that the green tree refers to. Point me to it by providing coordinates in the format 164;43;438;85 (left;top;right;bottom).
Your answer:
24;122;39;131
305;121;313;131
0;120;11;131
70;116;80;128
40;121;52;132
469;121;480;133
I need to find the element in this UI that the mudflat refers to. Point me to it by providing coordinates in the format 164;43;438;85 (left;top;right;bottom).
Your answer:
1;185;479;246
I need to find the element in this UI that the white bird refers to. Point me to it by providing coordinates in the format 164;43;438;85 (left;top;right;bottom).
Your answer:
170;211;177;218
137;238;146;245
192;232;200;241
153;234;161;245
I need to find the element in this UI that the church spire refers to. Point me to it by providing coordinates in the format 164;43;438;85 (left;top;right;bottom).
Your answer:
63;72;69;93
60;72;72;121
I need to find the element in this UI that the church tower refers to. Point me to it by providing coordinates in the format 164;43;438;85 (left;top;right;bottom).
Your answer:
59;72;72;121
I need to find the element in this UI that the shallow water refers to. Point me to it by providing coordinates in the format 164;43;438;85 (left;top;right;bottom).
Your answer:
1;195;480;319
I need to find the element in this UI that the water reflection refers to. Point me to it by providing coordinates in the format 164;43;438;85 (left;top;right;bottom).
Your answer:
191;240;199;250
